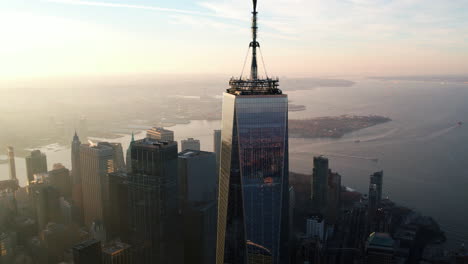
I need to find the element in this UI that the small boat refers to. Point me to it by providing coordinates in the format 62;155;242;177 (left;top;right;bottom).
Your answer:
458;121;463;126
354;140;361;143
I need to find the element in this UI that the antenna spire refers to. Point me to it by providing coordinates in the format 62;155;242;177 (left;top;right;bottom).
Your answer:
249;0;259;80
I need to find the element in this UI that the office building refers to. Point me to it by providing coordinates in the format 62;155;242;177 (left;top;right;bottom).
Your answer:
306;216;325;241
181;137;201;151
102;241;132;264
312;156;329;213
80;142;115;228
26;150;48;183
184;201;217;264
7;146;16;181
128;138;180;264
73;239;102;264
71;132;83;223
326;171;341;224
370;171;383;206
106;172;130;242
213;130;221;173
48;163;72;200
178;150;217;204
0;232;16;264
217;1;289;263
146;127;174;141
28;174;61;232
126;132;135;173
365;232;395;264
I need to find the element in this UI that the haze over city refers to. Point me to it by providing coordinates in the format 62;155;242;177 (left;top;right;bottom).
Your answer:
1;0;468;80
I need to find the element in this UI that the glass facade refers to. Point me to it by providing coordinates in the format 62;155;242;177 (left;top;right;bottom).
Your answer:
217;93;289;264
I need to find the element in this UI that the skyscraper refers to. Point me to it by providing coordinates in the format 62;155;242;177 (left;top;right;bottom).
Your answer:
178;150;217;204
127;137;181;264
369;171;383;206
71;132;83;224
80;142;115;228
179;150;218;264
181;137;201;151
126;132;135;172
7;146;16;181
213;130;221;173
48;163;72;200
311;156;329;213
146;127;174;141
26;150;48;183
217;1;289;263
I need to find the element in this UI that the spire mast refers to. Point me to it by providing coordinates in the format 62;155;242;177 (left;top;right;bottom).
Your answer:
250;0;259;80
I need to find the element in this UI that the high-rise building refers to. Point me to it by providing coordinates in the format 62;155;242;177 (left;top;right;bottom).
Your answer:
213;130;221;173
178;150;218;264
80;142;115;228
7;146;16;181
326;171;341;224
184;201;217;264
73;239;102;264
312;156;329;212
128;137;181;264
146;127;174;141
126;132;135;172
28;174;61;232
178;150;217;204
306;216;325;241
71;132;83;223
26;150;48;183
365;232;395;264
48;163;72;200
106;172;130;242
109;143;125;171
181;137;201;151
369;171;383;206
216;1;289;263
102;241;132;264
0;232;16;264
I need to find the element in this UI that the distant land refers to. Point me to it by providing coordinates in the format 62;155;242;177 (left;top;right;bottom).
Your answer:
282;78;355;91
370;75;468;83
289;115;392;138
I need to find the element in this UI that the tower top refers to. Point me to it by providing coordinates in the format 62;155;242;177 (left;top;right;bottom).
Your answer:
73;131;80;141
227;0;281;95
249;0;259;80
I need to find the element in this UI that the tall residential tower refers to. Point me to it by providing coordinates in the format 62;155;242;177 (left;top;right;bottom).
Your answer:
216;1;289;263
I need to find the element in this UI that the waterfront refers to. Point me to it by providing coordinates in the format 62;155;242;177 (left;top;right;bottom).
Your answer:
1;78;467;248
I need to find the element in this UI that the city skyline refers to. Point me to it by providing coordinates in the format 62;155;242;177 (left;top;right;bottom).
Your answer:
1;0;468;80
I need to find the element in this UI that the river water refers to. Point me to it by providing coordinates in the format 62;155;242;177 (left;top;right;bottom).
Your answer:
1;79;467;248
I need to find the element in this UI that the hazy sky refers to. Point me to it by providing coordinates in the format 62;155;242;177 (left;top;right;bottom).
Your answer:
1;0;467;80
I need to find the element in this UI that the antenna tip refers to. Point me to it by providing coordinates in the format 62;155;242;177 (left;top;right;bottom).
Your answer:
253;0;257;12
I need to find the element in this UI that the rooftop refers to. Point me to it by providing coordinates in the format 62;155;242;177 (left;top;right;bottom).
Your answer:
73;239;100;250
179;149;214;159
368;232;395;248
103;241;131;255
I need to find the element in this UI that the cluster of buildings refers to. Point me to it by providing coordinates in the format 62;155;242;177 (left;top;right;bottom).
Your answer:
1;127;221;264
